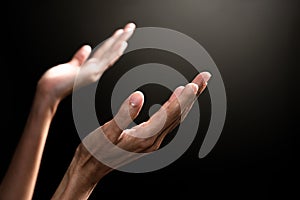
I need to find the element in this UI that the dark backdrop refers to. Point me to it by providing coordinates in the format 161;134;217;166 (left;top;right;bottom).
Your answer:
2;0;299;199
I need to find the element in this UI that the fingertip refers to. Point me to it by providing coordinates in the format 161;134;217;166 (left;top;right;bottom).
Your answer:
114;29;124;37
111;91;144;132
82;44;92;53
127;22;136;27
129;91;144;107
70;44;92;65
200;71;212;83
187;83;199;94
125;22;136;32
168;86;185;102
192;71;211;84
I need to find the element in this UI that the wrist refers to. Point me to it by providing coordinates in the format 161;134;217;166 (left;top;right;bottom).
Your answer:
34;85;60;116
74;144;112;182
52;144;111;200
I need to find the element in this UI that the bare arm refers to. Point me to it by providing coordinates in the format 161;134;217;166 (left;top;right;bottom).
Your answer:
0;88;59;200
0;23;136;200
0;46;91;200
52;72;211;200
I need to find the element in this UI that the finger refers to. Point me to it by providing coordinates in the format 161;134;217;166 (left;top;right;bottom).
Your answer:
102;91;144;141
180;72;211;120
114;85;183;141
192;72;211;96
125;85;194;139
106;41;128;66
124;22;136;31
146;72;212;150
92;23;135;59
178;83;199;108
101;25;128;50
145;118;180;152
134;73;209;139
115;23;136;43
109;23;135;43
106;23;135;57
178;71;211;115
104;23;136;65
69;45;92;66
96;28;124;55
166;86;185;105
162;71;211;112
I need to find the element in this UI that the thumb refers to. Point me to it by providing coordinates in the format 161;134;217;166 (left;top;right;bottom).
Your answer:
69;45;92;66
108;91;144;134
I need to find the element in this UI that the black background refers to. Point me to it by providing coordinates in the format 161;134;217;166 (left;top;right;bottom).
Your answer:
2;0;299;199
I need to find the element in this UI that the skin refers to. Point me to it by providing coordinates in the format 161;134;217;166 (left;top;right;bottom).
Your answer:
0;22;211;200
51;72;211;200
0;23;136;200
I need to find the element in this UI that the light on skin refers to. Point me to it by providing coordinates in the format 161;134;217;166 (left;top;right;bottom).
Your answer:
0;23;137;200
0;22;212;200
51;72;211;200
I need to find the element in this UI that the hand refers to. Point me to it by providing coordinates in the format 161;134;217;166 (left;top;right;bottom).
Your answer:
37;23;136;105
0;23;136;200
52;71;211;199
82;71;211;172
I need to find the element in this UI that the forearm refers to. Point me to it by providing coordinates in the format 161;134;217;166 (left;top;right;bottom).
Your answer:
52;144;111;200
0;90;59;200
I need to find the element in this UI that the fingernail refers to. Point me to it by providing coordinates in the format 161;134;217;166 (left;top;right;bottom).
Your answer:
129;91;144;107
201;72;212;84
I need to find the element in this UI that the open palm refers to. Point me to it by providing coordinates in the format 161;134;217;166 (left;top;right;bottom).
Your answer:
37;23;136;102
